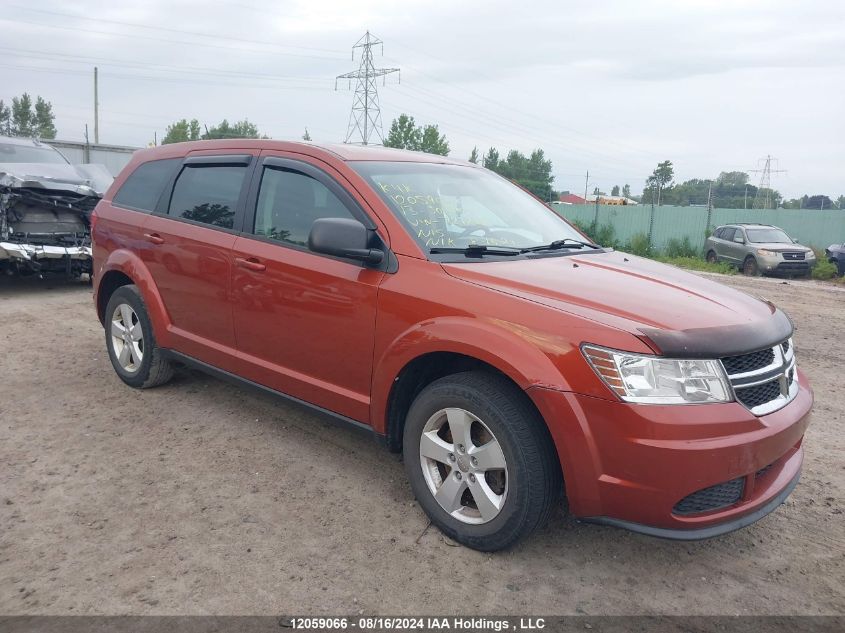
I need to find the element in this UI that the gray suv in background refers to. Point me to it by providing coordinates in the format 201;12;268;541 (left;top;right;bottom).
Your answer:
704;223;816;277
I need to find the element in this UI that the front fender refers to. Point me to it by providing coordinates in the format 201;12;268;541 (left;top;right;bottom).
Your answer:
98;249;173;347
370;315;572;434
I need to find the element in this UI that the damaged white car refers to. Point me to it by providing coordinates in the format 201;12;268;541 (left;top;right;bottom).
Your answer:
1;136;113;278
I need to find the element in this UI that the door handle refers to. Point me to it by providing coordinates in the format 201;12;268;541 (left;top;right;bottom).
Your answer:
235;257;266;272
144;233;165;245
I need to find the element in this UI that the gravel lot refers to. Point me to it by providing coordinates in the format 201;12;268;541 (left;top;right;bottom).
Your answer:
1;273;843;616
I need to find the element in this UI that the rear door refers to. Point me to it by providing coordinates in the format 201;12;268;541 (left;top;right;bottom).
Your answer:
229;153;386;422
141;152;256;369
714;227;734;260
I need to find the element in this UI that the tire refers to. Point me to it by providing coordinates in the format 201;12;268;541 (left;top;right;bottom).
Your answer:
743;256;760;276
403;371;561;551
706;250;717;264
104;284;174;389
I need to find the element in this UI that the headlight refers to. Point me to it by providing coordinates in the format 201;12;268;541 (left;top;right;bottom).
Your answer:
757;249;776;256
582;345;733;404
807;251;816;259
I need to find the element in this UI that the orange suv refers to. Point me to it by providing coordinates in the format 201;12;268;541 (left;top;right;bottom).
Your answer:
92;140;812;551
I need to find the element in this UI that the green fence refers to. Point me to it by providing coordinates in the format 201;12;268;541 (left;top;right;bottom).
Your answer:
553;204;845;252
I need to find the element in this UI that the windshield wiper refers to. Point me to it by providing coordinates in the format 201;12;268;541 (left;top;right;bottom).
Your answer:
429;244;522;256
520;238;600;253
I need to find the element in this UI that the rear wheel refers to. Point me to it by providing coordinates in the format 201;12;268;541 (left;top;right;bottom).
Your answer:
743;256;760;276
403;371;561;551
104;285;173;389
706;250;717;264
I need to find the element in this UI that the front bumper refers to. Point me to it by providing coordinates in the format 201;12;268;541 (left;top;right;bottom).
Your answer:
758;255;816;274
0;241;92;275
528;369;813;538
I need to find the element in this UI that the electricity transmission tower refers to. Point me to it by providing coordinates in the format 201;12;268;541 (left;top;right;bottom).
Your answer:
335;31;399;145
749;155;787;209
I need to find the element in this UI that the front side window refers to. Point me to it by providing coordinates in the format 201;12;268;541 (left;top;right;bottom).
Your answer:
253;167;355;247
113;158;181;211
350;161;584;251
746;228;792;243
168;165;247;229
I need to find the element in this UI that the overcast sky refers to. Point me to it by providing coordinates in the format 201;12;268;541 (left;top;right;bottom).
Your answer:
3;0;843;198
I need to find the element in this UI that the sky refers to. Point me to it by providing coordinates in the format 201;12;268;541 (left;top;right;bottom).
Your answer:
2;0;843;199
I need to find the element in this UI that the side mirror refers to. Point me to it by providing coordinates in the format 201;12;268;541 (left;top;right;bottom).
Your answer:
308;217;384;265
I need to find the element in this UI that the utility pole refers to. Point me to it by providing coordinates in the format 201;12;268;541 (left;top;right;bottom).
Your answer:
583;170;589;203
93;66;99;144
749;155;787;210
744;184;748;209
335;31;399;145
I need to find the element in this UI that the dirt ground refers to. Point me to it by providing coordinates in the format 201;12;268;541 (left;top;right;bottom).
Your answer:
1;272;843;616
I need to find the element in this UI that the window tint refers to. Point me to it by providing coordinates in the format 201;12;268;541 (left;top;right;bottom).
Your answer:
253;167;355;247
713;227;725;239
721;227;735;241
113;158;181;211
168;165;247;229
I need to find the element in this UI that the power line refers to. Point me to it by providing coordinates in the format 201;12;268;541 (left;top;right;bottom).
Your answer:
336;31;399;145
6;6;346;57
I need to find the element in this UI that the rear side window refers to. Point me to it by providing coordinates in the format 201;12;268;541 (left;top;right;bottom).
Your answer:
168;165;247;229
253;167;356;247
713;227;724;239
113;158;180;211
721;227;736;242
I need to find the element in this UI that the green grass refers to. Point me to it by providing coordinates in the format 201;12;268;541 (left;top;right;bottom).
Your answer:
653;256;737;275
811;256;839;280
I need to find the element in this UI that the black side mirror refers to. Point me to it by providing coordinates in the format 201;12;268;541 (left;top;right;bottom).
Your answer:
308;217;384;265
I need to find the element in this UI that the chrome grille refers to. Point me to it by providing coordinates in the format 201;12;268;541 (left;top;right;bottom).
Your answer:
721;338;798;416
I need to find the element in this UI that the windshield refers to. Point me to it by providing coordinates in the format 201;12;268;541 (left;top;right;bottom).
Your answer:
0;142;69;165
746;228;792;243
351;162;586;251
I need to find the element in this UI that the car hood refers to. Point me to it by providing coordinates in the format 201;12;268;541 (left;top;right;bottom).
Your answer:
747;242;812;253
0;162;113;196
442;250;791;357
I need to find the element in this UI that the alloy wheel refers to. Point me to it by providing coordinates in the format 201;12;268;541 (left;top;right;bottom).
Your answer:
110;303;144;373
419;407;508;525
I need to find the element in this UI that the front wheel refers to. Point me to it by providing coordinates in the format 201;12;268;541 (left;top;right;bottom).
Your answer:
403;372;561;551
743;256;760;276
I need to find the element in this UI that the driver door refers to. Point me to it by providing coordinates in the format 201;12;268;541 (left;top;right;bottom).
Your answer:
230;154;386;422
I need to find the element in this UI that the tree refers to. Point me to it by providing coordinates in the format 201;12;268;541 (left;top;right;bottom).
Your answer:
162;119;201;144
836;195;845;209
384;114;449;155
384;114;421;151
483;147;500;170
716;171;749;187
162;118;264;144
611;185;620;196
419;124;449;156
11;93;34;137
0;100;10;135
482;147;554;200
622;184;631;198
203;119;261;140
302;127;312;141
33;97;56;139
804;195;834;210
468;146;479;164
645;160;674;205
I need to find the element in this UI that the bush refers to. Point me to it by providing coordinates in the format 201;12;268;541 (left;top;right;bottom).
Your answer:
571;220;619;249
625;233;651;257
811;258;838;280
663;236;698;258
655;256;736;275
